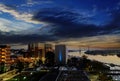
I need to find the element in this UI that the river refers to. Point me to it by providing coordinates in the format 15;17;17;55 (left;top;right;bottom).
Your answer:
68;50;120;80
68;50;120;65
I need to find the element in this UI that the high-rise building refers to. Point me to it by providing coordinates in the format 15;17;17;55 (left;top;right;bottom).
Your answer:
28;43;53;63
55;45;66;65
45;44;53;55
0;45;11;72
28;43;45;58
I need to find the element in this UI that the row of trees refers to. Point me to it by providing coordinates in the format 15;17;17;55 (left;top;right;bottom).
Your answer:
0;62;6;73
67;55;113;81
67;55;110;71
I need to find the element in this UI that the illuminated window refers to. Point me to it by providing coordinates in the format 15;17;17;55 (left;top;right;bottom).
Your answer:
2;52;6;55
1;56;6;58
1;59;5;62
2;49;6;51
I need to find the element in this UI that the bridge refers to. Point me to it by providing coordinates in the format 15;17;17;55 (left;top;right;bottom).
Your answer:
105;70;120;75
55;70;90;81
90;70;120;75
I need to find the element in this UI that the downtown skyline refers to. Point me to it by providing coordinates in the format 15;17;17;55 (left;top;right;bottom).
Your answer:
0;0;120;49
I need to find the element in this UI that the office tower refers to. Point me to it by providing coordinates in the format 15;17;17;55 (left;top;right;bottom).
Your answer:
28;43;45;58
28;43;54;63
55;45;66;65
45;44;53;53
0;45;11;72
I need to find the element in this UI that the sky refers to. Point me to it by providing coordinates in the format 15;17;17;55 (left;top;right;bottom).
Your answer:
0;0;120;49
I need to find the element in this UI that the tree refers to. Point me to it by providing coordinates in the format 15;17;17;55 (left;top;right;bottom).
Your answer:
16;60;24;73
45;51;55;66
98;73;113;81
0;62;5;73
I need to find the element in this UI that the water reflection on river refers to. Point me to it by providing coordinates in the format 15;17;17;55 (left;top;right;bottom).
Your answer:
68;51;120;80
68;51;120;65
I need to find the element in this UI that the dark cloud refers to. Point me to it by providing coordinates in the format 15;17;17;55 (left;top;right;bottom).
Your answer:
104;10;120;33
33;8;102;38
0;32;56;44
1;7;120;44
33;8;80;24
33;8;120;39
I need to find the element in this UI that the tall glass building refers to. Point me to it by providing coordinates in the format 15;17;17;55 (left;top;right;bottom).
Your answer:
55;45;66;65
